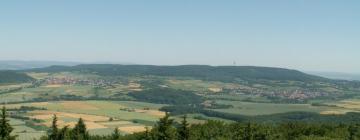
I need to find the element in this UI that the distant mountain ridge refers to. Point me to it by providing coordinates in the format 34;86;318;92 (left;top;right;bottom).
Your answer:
0;60;81;70
308;71;360;81
27;64;328;82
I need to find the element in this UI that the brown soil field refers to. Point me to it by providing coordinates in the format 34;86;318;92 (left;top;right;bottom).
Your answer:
135;109;165;117
44;84;63;88
208;87;222;92
118;126;147;134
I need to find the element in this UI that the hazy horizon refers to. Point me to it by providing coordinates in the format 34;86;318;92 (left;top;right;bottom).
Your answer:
1;0;359;73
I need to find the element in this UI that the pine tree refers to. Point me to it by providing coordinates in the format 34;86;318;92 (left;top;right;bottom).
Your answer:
57;126;69;140
48;115;59;140
348;124;360;140
143;127;152;140
111;127;120;140
71;118;89;140
177;115;190;140
243;123;252;140
154;113;176;140
0;106;15;140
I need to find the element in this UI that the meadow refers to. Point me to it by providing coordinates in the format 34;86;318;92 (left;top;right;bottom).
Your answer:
210;100;338;116
9;118;46;140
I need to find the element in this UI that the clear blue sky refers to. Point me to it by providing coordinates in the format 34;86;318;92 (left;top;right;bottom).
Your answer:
0;0;359;73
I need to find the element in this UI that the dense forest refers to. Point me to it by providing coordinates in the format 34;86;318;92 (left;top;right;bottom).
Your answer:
128;88;203;105
0;71;34;84
2;107;360;140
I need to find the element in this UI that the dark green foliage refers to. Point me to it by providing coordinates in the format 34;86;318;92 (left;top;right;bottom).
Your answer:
45;115;72;140
111;127;120;140
57;126;70;140
348;124;360;140
71;118;89;140
177;115;190;140
0;106;15;140
0;71;33;84
39;118;91;140
153;113;177;140
205;103;233;109
190;120;230;139
128;88;203;105
48;115;58;140
142;127;152;140
231;123;270;140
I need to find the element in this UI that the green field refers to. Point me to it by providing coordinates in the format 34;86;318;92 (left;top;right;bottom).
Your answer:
6;100;169;136
211;100;337;116
0;85;101;103
9;118;45;140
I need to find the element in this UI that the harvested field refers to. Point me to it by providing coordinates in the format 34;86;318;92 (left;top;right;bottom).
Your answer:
336;100;360;110
118;126;147;134
30;111;110;122
98;121;133;126
29;111;110;130
320;110;349;115
8;100;166;135
208;87;222;92
44;121;107;129
128;83;141;88
135;109;165;117
44;84;63;88
30;102;50;106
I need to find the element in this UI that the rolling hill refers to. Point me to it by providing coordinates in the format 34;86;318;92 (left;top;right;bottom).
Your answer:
27;64;328;83
0;70;34;83
0;60;81;70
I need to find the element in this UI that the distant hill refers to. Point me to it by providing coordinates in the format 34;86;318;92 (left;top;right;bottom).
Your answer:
0;60;81;70
27;64;328;82
0;71;34;83
308;71;360;81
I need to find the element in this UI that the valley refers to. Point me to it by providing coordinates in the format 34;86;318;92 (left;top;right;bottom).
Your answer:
1;65;360;139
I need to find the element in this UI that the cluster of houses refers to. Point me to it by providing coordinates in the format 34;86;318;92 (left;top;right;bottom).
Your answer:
274;90;329;100
229;87;329;101
45;77;117;87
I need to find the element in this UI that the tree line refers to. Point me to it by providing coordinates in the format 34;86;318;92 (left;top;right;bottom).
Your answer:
2;106;360;140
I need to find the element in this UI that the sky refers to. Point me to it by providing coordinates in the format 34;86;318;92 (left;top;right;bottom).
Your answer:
0;0;359;73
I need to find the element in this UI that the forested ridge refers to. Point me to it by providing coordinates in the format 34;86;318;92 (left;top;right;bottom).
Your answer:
0;71;33;84
26;64;328;82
